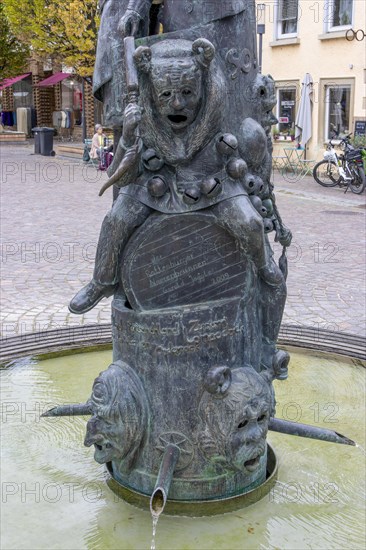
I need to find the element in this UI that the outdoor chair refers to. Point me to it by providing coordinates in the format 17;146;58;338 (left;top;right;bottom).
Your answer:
281;146;316;178
84;138;99;168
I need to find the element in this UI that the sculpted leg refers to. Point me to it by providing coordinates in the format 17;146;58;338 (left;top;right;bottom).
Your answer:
259;270;287;374
213;196;283;286
213;196;287;375
69;194;151;314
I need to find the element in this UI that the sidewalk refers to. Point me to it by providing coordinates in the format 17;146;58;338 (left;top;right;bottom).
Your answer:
1;144;365;339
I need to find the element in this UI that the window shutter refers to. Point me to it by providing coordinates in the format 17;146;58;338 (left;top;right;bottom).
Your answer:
279;0;298;21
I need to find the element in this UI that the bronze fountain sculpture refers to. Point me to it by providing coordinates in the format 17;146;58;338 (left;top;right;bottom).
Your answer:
43;0;354;517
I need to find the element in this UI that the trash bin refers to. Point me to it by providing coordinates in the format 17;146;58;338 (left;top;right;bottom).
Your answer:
32;127;55;156
32;127;42;155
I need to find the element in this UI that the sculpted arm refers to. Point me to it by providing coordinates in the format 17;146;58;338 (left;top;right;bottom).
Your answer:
268;184;292;248
118;0;152;35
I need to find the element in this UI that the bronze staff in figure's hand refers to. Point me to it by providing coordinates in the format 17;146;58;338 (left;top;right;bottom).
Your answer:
99;36;143;196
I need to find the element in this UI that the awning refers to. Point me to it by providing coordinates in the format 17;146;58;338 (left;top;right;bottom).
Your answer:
0;73;31;91
36;72;73;87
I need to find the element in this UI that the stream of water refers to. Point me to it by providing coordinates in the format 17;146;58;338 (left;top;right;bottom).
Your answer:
1;349;365;549
150;514;159;550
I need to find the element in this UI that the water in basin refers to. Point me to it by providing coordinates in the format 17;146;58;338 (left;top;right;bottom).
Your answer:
1;349;365;549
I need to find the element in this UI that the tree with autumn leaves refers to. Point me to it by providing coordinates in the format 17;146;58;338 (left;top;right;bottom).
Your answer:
2;0;100;77
0;3;29;80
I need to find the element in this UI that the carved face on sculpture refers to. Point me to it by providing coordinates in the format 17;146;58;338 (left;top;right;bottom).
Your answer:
84;362;148;470
151;62;202;131
199;367;272;474
228;381;270;473
253;74;278;135
134;38;224;163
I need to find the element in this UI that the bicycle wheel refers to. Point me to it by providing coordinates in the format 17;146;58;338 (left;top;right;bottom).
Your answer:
348;163;366;194
313;160;340;187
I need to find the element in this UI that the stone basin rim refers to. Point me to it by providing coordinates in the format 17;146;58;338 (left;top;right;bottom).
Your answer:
1;331;363;518
0;323;365;365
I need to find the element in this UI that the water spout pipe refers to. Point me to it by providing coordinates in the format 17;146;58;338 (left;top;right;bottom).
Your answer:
269;418;355;446
150;444;180;517
42;403;92;417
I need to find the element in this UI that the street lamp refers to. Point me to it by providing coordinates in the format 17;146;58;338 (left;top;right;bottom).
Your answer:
257;3;266;74
81;78;87;143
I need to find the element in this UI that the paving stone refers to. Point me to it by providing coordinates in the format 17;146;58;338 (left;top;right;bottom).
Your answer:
1;145;365;339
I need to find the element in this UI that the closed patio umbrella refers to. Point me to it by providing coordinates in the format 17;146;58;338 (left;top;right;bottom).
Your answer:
295;73;313;157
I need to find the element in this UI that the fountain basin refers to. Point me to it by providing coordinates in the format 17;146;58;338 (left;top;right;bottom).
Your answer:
106;443;278;517
1;339;365;549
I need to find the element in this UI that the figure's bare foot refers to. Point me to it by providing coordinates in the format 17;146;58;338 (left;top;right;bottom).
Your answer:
69;281;116;314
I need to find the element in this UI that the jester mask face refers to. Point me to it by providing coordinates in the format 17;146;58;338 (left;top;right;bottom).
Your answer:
151;61;202;132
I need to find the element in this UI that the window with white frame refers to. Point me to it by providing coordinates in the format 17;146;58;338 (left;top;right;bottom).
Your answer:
276;0;299;38
324;0;353;32
325;85;351;139
274;86;297;139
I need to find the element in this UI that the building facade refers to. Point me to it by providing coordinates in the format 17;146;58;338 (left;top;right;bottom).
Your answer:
1;59;98;140
257;0;366;160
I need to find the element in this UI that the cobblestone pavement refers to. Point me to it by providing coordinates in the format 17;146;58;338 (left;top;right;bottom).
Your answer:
1;143;365;340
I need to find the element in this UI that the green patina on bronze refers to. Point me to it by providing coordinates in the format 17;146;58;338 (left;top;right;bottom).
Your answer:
39;0;355;515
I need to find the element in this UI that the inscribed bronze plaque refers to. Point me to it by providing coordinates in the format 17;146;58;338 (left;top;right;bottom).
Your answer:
121;213;253;310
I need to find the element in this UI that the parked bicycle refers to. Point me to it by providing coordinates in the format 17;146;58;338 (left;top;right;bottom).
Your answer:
313;133;366;194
